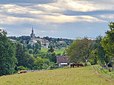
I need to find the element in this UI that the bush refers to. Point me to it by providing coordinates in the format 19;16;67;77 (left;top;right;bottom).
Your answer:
17;66;28;71
48;63;58;70
85;62;91;66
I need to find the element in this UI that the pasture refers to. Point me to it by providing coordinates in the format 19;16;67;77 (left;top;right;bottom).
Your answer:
0;66;114;85
41;48;65;54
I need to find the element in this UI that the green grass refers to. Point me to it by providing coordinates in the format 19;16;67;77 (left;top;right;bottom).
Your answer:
0;66;114;85
54;48;65;54
41;48;48;53
93;65;114;79
41;48;65;55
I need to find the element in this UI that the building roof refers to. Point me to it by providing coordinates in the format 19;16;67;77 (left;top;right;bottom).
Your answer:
56;56;69;63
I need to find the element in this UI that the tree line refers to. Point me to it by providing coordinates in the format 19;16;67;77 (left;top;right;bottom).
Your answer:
67;22;114;70
0;31;58;76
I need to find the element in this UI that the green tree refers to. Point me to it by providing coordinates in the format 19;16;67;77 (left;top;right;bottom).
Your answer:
15;43;35;69
0;31;17;75
91;36;106;65
47;46;56;63
33;41;41;54
33;57;50;70
48;46;54;53
27;41;41;55
47;52;56;63
101;22;114;69
67;38;93;63
15;43;25;66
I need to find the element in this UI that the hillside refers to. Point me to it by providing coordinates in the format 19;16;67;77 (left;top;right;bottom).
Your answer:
0;66;114;85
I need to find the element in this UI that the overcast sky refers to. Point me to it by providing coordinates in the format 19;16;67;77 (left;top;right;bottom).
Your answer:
0;0;114;39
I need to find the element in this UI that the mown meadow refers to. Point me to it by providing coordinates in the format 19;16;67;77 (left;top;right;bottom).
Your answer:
0;66;114;85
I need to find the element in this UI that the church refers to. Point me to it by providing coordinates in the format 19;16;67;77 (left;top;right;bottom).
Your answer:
29;28;49;48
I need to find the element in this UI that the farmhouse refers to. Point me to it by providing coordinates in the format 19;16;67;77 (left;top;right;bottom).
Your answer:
56;56;69;67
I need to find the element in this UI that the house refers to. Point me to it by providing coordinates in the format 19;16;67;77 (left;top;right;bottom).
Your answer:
37;38;49;48
56;56;69;67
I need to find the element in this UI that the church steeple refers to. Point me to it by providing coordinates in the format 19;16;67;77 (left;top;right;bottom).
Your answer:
30;27;35;39
32;27;34;34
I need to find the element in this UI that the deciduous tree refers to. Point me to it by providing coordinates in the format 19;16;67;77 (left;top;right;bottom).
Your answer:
0;31;17;75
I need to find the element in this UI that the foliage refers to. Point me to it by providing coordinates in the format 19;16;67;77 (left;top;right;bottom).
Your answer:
48;46;54;53
101;22;114;70
0;32;17;76
101;22;114;57
67;38;93;63
91;36;106;65
93;65;114;78
17;66;28;70
85;62;91;66
46;52;56;63
15;43;35;69
33;57;50;70
27;41;41;55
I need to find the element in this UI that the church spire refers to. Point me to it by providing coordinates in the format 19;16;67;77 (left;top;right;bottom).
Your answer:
30;27;35;39
32;27;34;34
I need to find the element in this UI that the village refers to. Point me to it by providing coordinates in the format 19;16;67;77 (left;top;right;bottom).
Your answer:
0;0;114;85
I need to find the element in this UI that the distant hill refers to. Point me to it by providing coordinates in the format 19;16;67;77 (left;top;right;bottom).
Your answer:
9;36;73;49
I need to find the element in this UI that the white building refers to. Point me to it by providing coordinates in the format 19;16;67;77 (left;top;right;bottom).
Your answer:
29;28;49;48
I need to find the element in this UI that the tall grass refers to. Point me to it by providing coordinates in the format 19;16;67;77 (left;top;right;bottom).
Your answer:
93;65;114;79
0;66;114;85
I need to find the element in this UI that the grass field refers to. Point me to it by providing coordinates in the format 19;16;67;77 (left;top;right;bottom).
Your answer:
54;48;65;54
41;48;65;54
0;66;114;85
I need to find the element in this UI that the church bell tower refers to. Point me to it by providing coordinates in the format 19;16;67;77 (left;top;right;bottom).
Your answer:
30;28;35;39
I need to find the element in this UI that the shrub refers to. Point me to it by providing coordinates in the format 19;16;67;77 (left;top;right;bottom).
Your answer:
17;66;28;71
85;62;91;66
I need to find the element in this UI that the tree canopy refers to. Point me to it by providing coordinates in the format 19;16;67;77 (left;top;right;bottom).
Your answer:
101;22;114;57
67;38;93;63
0;31;17;76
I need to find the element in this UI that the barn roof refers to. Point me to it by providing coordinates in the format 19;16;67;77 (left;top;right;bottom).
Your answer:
56;56;69;63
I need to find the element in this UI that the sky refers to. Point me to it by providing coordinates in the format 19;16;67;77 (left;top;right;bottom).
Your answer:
0;0;114;39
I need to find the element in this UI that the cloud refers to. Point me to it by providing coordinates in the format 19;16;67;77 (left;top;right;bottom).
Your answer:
0;0;113;26
0;0;55;4
100;14;114;19
0;13;103;25
41;14;104;23
36;0;114;13
0;0;113;39
0;0;107;25
0;4;45;14
98;14;114;22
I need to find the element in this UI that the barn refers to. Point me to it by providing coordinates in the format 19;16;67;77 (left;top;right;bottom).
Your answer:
56;56;69;67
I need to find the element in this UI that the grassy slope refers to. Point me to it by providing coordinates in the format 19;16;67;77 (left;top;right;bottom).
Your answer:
41;48;65;54
0;66;114;85
54;48;65;54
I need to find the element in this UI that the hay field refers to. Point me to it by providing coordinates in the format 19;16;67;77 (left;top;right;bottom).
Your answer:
0;66;114;85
